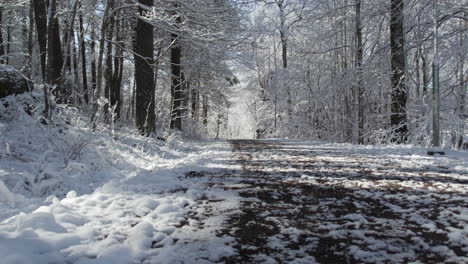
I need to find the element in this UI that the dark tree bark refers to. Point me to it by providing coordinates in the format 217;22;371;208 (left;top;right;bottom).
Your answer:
6;10;11;65
0;8;5;64
32;0;51;118
278;5;287;69
62;18;71;72
415;48;420;99
32;0;48;81
90;25;97;93
46;0;63;86
112;18;124;121
421;53;428;101
276;0;291;117
27;0;34;77
202;94;208;126
78;0;88;103
134;0;156;134
355;0;364;144
170;6;183;131
390;0;408;143
191;80;200;120
455;17;466;148
72;31;79;80
104;10;115;122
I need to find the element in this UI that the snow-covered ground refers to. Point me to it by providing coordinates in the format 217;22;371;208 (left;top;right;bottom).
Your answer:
0;92;239;263
1;92;467;263
0;140;239;264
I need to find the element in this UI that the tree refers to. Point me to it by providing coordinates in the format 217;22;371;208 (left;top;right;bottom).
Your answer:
390;0;407;143
170;4;183;131
32;0;47;80
78;0;88;103
111;17;124;121
0;7;5;64
91;0;113;127
134;0;156;134
455;16;466;148
104;2;115;122
46;0;63;86
355;0;364;144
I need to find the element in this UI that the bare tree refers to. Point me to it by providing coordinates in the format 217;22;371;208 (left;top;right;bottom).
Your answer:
78;0;88;103
355;0;364;144
0;7;5;64
32;0;47;80
390;0;407;143
46;0;63;86
170;3;183;131
134;0;156;134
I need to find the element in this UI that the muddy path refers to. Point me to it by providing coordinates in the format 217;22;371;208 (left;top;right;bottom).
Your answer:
183;140;468;264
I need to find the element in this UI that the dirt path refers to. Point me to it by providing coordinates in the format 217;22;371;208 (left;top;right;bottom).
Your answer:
184;140;468;263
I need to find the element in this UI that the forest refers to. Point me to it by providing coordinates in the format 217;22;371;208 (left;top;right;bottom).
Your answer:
0;0;465;145
0;0;467;263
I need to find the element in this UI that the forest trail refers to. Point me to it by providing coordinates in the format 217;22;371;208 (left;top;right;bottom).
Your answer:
183;140;468;263
1;139;467;263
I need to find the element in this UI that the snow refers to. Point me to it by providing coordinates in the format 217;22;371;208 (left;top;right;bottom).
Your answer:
0;138;238;263
0;91;242;263
0;92;467;263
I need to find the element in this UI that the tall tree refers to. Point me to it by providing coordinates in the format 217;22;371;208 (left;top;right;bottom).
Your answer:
104;3;115;122
276;0;288;69
134;0;156;134
27;0;34;77
455;15;467;148
46;0;63;86
91;0;113;127
170;4;183;130
0;7;5;64
390;0;407;143
355;0;364;144
111;17;124;121
90;25;97;93
78;0;88;103
32;0;47;80
5;9;11;65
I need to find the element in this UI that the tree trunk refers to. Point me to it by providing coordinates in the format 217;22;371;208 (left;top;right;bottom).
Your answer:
0;8;5;64
32;0;47;81
277;0;291;119
62;18;71;72
191;80;200;120
355;0;364;144
104;10;115;123
415;48;420;99
112;17;123;121
27;0;34;78
79;0;88;103
390;0;408;143
455;17;466;148
170;6;183;130
32;0;49;117
90;25;97;94
421;53;428;102
6;10;11;65
46;0;63;86
59;0;80;105
91;0;113;127
134;0;156;134
202;94;208;126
